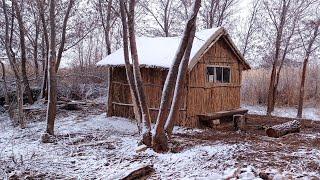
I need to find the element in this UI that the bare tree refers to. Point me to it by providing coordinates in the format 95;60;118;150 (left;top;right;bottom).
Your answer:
201;0;238;28
264;0;315;115
240;0;260;58
44;0;58;137
37;0;50;99
297;19;320;118
2;0;25;128
55;0;75;72
153;0;201;152
264;0;292;115
165;25;196;137
139;0;181;37
128;0;153;146
119;0;142;132
12;0;35;104
97;0;113;55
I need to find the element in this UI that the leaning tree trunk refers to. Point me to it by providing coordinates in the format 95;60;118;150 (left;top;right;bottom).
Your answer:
152;0;201;152
266;120;301;138
119;0;142;132
165;25;197;138
128;0;152;146
45;0;57;136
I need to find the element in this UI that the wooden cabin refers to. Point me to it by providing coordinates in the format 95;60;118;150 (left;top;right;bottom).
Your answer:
97;27;251;128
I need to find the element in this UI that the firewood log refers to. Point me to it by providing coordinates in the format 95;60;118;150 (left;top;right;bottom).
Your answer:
266;120;301;138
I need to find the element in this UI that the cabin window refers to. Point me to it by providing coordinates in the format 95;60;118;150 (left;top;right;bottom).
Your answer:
207;66;231;83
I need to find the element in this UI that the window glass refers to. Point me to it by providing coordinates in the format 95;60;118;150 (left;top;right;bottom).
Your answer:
216;67;223;83
207;67;215;82
207;66;231;84
223;67;230;83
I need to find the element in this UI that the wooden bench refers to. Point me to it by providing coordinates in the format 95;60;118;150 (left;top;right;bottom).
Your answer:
198;108;248;128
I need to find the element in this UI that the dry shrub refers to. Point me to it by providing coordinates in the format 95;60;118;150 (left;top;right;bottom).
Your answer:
56;65;108;100
241;64;320;106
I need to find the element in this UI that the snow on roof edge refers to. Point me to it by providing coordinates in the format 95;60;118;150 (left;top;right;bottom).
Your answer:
97;27;251;70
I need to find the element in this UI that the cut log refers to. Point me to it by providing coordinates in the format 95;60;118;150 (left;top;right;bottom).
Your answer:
266;120;301;138
120;165;154;180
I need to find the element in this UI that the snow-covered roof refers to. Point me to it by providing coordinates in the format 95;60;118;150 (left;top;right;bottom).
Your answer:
97;27;250;70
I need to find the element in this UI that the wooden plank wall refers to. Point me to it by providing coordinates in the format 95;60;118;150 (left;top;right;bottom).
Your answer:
109;66;187;125
186;38;243;127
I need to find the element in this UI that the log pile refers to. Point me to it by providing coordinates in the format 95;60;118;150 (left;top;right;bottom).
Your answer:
266;120;301;138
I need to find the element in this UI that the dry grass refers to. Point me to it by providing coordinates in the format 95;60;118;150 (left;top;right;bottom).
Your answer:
241;65;320;107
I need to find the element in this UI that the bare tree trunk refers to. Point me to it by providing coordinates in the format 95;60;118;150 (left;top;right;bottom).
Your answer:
209;0;219;28
297;21;319;118
241;0;259;57
128;0;152;146
0;61;10;107
152;0;201;152
98;0;113;55
2;0;25;128
266;0;289;115
165;25;197;137
33;19;40;84
37;0;49;99
55;0;75;73
45;0;57;136
119;0;142;132
12;0;34;105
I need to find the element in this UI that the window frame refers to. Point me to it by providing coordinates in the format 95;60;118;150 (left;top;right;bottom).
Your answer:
206;65;232;84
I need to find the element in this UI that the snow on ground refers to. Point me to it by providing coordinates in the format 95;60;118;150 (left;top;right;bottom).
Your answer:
1;105;320;179
0;110;256;179
243;104;320;121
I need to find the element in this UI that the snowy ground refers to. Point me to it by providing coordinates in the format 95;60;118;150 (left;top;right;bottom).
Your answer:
0;104;320;179
243;104;320;121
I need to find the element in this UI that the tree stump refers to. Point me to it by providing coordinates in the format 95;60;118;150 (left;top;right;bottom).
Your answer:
266;120;301;138
233;114;246;131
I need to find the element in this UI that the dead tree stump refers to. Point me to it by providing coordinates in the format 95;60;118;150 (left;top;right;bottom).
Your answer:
233;114;246;131
266;120;301;138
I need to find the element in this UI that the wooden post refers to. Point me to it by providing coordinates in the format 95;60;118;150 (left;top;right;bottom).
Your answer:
233;114;246;131
106;66;113;117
